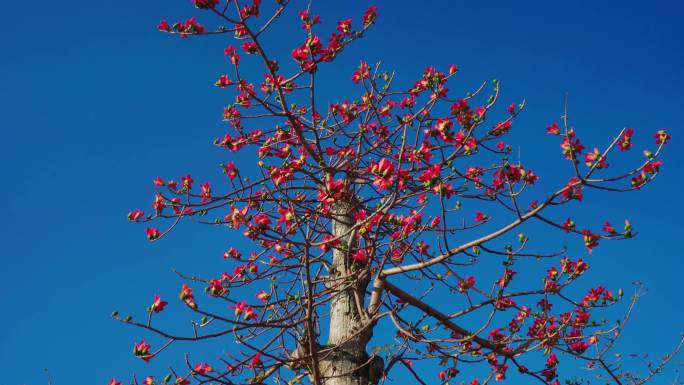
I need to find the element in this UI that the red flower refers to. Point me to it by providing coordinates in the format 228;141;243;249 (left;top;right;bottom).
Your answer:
582;229;599;252
180;174;194;190
475;212;487;222
224;247;242;259
200;182;211;203
643;160;662;174
497;269;516;288
546;122;560;135
143;377;155;385
241;41;259;54
154;176;165;187
253;213;271;229
151;295;168;313
618;128;634;151
215;74;232;88
158;20;170;31
370;158;395;190
584;148;608;169
337;18;352;34
250;352;262;367
256;290;270;302
146;227;161;241
563;218;575;232
545;353;559;368
603;221;616;234
449;64;458;75
352;61;370;84
507;103;516;114
561;177;583;201
458;276;475;292
194;362;213;374
560;131;584;160
352;249;367;262
655;129;670;145
362;6;378;27
179;283;197;309
133;339;151;362
128;209;144;221
108;379;122;385
226;205;248;229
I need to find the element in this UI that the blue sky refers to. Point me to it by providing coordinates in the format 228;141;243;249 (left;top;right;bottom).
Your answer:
1;1;682;384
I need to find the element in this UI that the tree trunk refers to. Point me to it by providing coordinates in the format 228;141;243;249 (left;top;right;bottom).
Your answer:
321;200;373;385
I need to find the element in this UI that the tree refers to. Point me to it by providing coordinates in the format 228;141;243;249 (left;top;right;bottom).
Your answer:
115;2;682;385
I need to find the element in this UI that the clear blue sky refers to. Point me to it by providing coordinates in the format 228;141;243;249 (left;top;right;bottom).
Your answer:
1;1;682;384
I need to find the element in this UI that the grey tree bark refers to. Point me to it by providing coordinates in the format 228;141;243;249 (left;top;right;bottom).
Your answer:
322;199;372;385
291;199;383;385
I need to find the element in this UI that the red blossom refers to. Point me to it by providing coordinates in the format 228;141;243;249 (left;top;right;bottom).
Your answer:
128;209;144;221
618;128;634;151
151;295;168;313
133;339;151;362
146;227;161;241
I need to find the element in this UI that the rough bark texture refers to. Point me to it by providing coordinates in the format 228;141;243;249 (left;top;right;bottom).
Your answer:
322;200;372;385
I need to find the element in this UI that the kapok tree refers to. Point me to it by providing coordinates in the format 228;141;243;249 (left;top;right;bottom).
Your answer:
115;2;682;385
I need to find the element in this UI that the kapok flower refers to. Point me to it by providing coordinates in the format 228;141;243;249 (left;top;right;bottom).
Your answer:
561;177;583;201
256;290;270;302
108;379;122;385
546;122;560;135
128;209;144;221
194;362;213;374
458;276;475;292
143;377;155;385
603;221;616;235
563;218;575;232
146;227;161;241
133;339;151;362
200;182;211;203
226;205;248;229
497;269;516;288
352;249;367;262
250;352;262;367
179;283;197;309
180;174;194;191
352;61;370;84
582;230;599;252
618;128;634;151
362;6;378;27
655;129;670;145
337;18;352;34
560;131;584;160
475;212;488;222
253;213;271;229
584;148;608;169
151;295;168;313
215;74;232;88
224;247;242;259
370;158;395;190
241;41;258;54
